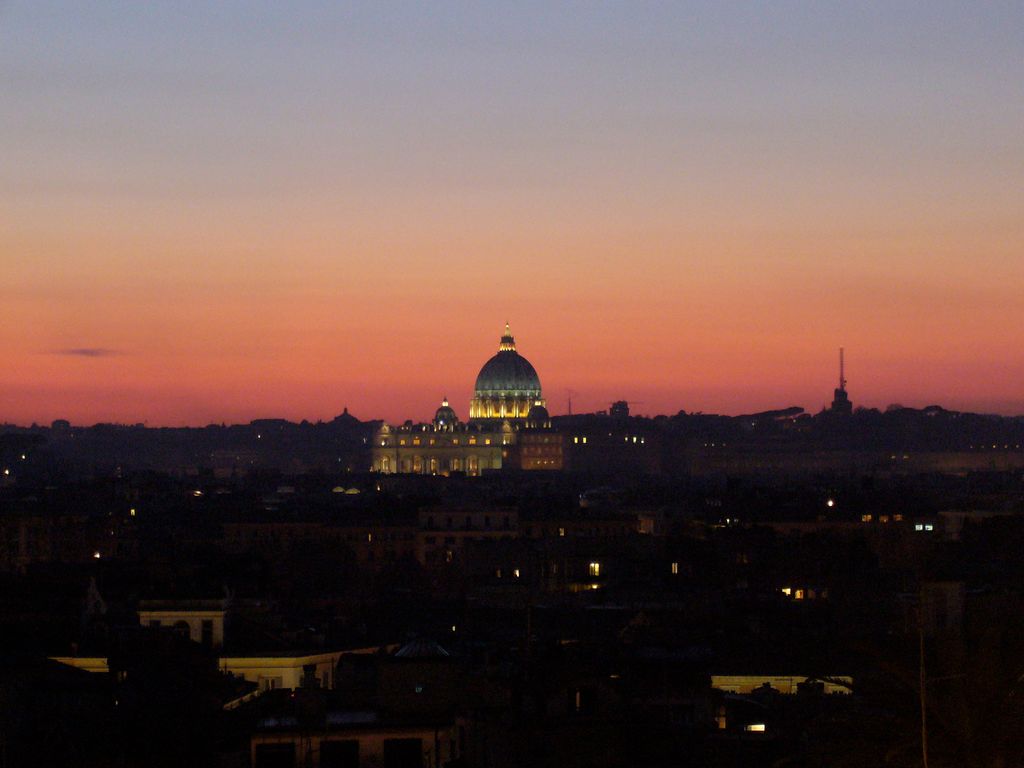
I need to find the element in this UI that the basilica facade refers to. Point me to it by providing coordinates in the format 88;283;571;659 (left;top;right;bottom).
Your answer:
370;325;562;475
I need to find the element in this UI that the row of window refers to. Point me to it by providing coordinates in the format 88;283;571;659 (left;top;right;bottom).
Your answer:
481;560;718;581
423;534;516;545
780;587;829;600
377;456;494;474
396;436;493;446
425;514;512;530
494;561;603;579
570;435;647;445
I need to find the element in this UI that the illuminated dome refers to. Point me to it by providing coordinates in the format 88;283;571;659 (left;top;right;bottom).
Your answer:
433;397;458;430
474;331;541;396
470;324;545;421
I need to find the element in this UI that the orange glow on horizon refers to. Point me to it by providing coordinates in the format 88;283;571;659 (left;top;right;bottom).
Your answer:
3;5;1023;426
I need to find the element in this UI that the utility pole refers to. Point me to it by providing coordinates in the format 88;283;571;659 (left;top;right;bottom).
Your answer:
919;595;929;768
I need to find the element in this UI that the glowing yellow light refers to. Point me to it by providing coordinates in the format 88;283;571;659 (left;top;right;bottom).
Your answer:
589;561;601;577
781;587;792;596
826;499;835;508
745;723;766;732
92;551;101;559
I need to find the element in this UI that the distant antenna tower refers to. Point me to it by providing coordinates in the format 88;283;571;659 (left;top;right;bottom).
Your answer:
566;388;579;416
830;347;853;415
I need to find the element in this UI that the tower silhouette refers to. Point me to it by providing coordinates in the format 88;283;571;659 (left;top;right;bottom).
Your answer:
830;347;853;415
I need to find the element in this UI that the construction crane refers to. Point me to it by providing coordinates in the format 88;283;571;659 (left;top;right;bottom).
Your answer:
565;389;579;415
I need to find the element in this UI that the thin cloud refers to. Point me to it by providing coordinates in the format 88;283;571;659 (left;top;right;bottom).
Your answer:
54;348;121;358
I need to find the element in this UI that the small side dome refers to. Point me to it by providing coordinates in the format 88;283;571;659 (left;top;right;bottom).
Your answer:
433;397;458;429
526;401;551;429
527;403;549;421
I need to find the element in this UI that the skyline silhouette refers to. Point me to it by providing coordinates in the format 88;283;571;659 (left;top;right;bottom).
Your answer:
5;334;1024;428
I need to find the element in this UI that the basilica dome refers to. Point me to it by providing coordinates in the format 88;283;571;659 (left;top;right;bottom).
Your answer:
469;324;545;421
475;351;541;397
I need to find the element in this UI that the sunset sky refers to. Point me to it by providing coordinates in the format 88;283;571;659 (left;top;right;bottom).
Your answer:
3;2;1023;425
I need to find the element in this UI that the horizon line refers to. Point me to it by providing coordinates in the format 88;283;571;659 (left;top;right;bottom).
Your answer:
6;400;1024;430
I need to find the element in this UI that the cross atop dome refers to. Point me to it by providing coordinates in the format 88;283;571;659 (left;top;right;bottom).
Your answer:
498;322;516;352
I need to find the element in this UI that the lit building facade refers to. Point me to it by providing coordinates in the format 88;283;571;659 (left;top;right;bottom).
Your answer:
371;416;513;476
371;325;562;474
